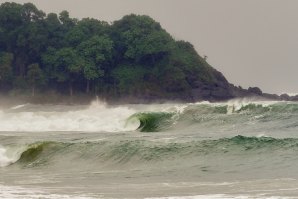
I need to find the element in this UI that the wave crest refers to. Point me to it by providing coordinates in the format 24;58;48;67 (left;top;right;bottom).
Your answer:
0;101;138;132
3;136;298;168
0;101;297;133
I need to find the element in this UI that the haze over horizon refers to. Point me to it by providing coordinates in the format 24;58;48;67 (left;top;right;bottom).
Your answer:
2;0;297;95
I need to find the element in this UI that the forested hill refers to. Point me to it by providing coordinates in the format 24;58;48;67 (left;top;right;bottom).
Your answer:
0;2;290;103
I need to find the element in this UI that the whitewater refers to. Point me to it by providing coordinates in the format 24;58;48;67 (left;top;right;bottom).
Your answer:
1;99;298;198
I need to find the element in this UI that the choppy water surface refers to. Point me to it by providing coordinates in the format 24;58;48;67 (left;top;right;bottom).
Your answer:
1;99;298;198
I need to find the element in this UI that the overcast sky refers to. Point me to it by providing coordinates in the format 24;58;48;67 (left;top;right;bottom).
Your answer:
2;0;298;94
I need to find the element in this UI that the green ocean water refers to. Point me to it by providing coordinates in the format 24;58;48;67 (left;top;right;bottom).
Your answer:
1;100;298;198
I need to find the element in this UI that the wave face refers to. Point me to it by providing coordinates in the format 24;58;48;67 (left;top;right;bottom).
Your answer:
129;112;175;132
2;135;297;168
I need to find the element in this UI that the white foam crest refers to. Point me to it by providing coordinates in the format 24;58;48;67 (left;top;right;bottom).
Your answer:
194;98;279;108
160;104;189;114
192;98;280;114
0;101;139;132
146;194;295;199
0;146;11;167
225;98;279;114
10;103;29;110
0;184;96;199
0;145;18;167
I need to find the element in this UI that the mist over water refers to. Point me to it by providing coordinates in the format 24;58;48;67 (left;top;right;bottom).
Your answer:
1;99;298;198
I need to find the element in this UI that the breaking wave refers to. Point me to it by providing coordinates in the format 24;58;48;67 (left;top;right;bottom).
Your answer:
0;145;23;167
0;100;297;133
1;135;298;168
127;101;298;132
0;101;139;132
129;112;176;132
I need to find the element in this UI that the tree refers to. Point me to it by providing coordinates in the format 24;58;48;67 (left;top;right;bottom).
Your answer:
59;10;77;29
112;14;174;64
77;18;109;37
21;3;45;23
0;2;23;52
0;2;232;101
0;2;23;31
44;13;64;48
16;21;48;65
65;26;85;47
82;61;102;93
78;35;113;93
0;52;13;91
112;64;148;95
26;63;44;96
43;47;82;96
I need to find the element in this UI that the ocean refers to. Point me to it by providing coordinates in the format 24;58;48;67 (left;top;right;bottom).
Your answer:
1;99;298;199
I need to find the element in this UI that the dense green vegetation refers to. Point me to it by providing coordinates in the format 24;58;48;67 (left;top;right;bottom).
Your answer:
0;2;233;101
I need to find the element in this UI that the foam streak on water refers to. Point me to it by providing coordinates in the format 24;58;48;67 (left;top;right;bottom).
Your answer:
146;195;296;199
0;185;95;199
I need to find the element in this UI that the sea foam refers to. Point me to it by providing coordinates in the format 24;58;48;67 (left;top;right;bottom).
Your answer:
146;194;295;199
0;146;14;167
0;184;95;199
0;101;139;132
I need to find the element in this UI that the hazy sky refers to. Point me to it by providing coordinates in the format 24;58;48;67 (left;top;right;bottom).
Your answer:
2;0;298;94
